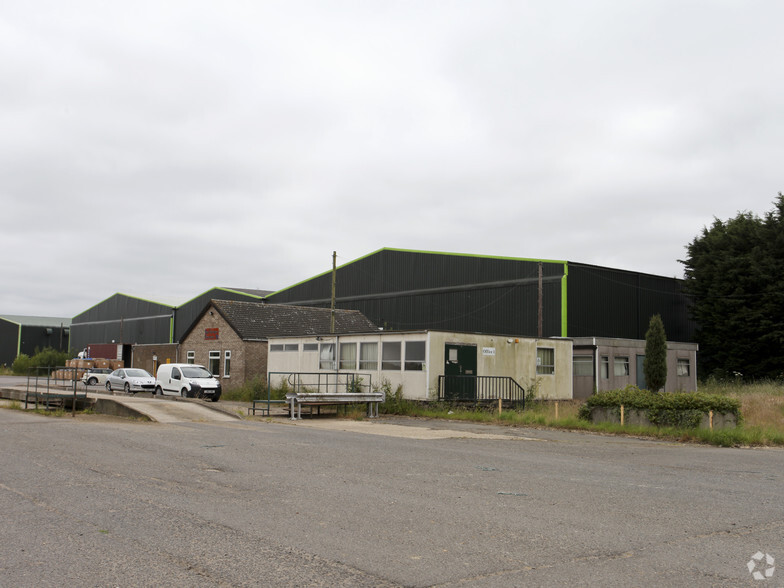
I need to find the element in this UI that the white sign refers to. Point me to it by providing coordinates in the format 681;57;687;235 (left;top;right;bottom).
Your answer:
482;347;496;356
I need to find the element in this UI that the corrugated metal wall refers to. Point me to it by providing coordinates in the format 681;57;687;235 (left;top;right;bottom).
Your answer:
566;264;695;341
269;249;568;337
0;319;19;365
70;294;174;351
267;249;696;342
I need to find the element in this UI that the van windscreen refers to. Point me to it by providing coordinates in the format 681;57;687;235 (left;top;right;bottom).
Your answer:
181;366;212;378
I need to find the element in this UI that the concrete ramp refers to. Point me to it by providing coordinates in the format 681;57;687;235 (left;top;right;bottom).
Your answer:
100;397;240;424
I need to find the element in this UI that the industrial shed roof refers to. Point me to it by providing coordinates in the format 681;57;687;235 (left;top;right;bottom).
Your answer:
0;315;72;327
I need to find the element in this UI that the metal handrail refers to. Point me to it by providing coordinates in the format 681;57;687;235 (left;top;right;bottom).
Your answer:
437;375;526;408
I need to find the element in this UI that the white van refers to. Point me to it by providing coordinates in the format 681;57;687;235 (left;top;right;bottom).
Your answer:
155;363;222;402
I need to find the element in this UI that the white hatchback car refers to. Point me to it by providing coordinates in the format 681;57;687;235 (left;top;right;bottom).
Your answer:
105;368;156;394
81;368;113;386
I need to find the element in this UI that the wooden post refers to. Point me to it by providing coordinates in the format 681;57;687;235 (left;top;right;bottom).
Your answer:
498;398;502;415
620;404;625;426
555;401;559;420
709;410;714;431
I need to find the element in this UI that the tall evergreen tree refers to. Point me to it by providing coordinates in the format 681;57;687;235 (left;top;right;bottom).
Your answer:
644;314;667;392
680;194;784;379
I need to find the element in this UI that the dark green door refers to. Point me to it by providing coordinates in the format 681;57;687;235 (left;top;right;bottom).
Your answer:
444;344;477;401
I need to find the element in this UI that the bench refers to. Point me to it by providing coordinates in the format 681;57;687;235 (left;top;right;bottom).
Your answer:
286;392;384;420
248;399;288;416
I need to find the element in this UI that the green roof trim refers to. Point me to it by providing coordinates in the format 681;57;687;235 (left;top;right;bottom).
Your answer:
74;293;175;318
561;262;569;337
266;247;569;297
176;287;267;308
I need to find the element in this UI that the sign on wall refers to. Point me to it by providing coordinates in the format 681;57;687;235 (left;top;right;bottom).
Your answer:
482;347;496;356
205;328;219;340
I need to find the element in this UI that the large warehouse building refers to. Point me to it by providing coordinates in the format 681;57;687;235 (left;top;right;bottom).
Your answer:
265;248;695;342
69;288;271;365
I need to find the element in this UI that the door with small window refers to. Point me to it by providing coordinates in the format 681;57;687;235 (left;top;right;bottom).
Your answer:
443;344;477;401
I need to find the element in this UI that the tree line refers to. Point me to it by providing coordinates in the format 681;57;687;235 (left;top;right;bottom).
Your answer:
680;193;784;381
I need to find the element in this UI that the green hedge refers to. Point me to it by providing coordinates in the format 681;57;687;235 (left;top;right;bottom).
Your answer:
578;386;742;427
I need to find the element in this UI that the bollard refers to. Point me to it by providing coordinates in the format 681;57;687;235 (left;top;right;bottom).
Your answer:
620;404;625;426
498;398;502;415
709;410;714;431
555;401;559;420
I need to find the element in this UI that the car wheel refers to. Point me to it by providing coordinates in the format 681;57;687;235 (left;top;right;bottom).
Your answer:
211;396;220;402
106;381;112;392
155;386;163;397
124;383;131;394
181;388;188;398
88;377;97;386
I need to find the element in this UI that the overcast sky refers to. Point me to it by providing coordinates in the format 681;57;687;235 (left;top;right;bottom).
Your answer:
2;1;782;318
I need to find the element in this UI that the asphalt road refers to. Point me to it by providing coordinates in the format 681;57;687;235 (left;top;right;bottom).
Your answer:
0;409;782;587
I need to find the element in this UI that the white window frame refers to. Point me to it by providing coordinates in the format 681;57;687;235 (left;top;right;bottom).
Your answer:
209;350;220;377
536;347;555;375
224;350;231;378
186;351;195;364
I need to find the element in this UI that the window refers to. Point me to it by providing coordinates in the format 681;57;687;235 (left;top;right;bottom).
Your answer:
186;351;195;364
270;344;284;352
303;343;318;352
614;356;630;377
382;342;401;370
209;351;220;376
600;356;609;379
405;341;426;371
359;342;378;370
340;343;357;370
573;355;594;377
677;358;691;376
284;344;299;352
319;343;335;370
536;348;555;375
224;351;231;378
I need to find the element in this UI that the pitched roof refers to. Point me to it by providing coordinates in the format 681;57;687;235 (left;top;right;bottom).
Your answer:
210;300;377;340
0;315;72;327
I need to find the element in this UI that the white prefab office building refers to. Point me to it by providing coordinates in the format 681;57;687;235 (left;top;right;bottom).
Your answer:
266;330;574;402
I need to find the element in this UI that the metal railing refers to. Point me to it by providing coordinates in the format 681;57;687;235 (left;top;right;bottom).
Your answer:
25;366;86;416
437;375;526;409
268;372;373;396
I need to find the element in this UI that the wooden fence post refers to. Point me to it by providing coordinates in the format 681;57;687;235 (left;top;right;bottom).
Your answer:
620;405;625;426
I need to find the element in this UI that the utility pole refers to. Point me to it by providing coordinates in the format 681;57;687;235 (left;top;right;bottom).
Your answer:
330;251;337;334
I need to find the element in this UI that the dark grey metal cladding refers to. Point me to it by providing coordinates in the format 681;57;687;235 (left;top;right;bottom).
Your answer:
173;288;266;342
268;250;566;337
567;263;695;341
0;319;19;364
70;294;174;350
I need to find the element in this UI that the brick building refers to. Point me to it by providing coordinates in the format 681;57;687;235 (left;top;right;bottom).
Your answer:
177;300;378;390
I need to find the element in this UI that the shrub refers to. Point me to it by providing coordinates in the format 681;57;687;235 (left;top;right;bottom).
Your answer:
12;354;32;375
578;385;742;427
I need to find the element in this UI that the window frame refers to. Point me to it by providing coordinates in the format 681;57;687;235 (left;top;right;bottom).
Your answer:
381;341;402;371
404;341;426;371
339;342;357;370
573;355;594;377
677;358;691;377
536;347;555;375
319;343;336;371
208;350;220;377
186;350;195;365
224;350;231;378
613;356;630;377
359;342;378;370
